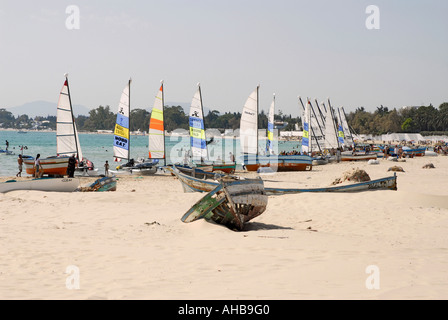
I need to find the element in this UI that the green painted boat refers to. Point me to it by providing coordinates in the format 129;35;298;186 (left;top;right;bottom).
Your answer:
181;177;268;231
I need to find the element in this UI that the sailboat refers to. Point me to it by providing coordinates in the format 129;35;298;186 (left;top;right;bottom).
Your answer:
131;81;166;175
23;74;95;177
188;83;236;174
240;86;312;172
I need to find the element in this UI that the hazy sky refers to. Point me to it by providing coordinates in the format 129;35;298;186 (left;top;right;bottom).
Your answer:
1;0;447;116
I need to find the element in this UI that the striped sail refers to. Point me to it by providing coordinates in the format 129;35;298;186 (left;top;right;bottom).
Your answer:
301;99;311;154
266;94;275;154
189;84;207;160
56;76;82;160
240;86;259;155
324;106;338;149
148;82;165;160
113;80;131;161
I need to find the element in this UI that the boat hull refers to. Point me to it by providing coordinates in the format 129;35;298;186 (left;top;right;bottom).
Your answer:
23;156;70;176
181;178;268;231
340;153;378;161
242;155;313;172
0;177;80;193
168;165;397;195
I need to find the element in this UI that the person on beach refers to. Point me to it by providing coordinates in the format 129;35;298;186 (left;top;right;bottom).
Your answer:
104;161;109;177
5;140;9;151
16;154;23;177
229;152;235;163
67;154;76;178
34;154;43;178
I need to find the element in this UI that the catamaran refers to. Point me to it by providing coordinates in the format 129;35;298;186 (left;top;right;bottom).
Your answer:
188;83;236;174
24;74;95;177
240;86;312;172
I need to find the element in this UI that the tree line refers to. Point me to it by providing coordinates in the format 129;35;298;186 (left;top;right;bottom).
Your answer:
1;102;447;135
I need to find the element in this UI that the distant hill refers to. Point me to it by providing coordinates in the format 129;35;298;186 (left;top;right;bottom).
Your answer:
6;101;91;118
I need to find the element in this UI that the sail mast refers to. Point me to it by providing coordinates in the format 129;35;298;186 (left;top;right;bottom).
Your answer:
128;78;131;163
161;81;166;166
256;85;259;156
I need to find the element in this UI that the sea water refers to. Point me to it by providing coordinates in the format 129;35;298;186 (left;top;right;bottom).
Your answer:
0;130;302;177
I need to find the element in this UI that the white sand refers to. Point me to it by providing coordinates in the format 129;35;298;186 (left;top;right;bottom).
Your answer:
1;155;447;300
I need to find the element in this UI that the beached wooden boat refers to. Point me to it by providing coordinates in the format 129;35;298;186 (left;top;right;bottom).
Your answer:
23;155;70;176
167;165;397;195
0;177;80;193
340;153;378;161
78;176;117;192
402;147;426;157
181;177;268;231
242;154;313;172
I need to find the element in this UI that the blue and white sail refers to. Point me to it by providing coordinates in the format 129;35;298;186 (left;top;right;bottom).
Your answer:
113;79;131;161
189;83;207;161
301;99;312;154
266;94;275;155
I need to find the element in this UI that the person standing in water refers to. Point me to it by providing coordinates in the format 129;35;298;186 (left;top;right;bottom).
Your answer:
34;154;43;178
16;154;23;177
104;161;109;177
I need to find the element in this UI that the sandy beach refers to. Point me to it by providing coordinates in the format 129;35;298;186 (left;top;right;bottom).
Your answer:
1;154;447;300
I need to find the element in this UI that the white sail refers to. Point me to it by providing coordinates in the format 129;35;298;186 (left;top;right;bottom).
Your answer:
266;94;275;154
148;82;165;160
324;106;339;149
56;77;82;160
240;86;259;155
113;80;131;161
189;84;208;160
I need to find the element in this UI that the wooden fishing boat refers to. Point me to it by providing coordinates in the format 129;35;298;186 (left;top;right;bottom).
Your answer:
78;176;117;192
168;165;397;195
340;153;378;161
0;177;80;193
23;155;70;176
181;177;268;231
242;154;312;172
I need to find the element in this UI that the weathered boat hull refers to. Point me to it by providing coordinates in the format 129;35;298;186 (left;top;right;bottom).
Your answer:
78;176;117;192
181;178;268;231
23;156;70;176
340;153;378;161
0;177;80;193
168;165;397;195
243;154;313;172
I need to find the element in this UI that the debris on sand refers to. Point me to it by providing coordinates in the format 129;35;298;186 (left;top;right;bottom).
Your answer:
388;166;405;172
332;168;371;185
